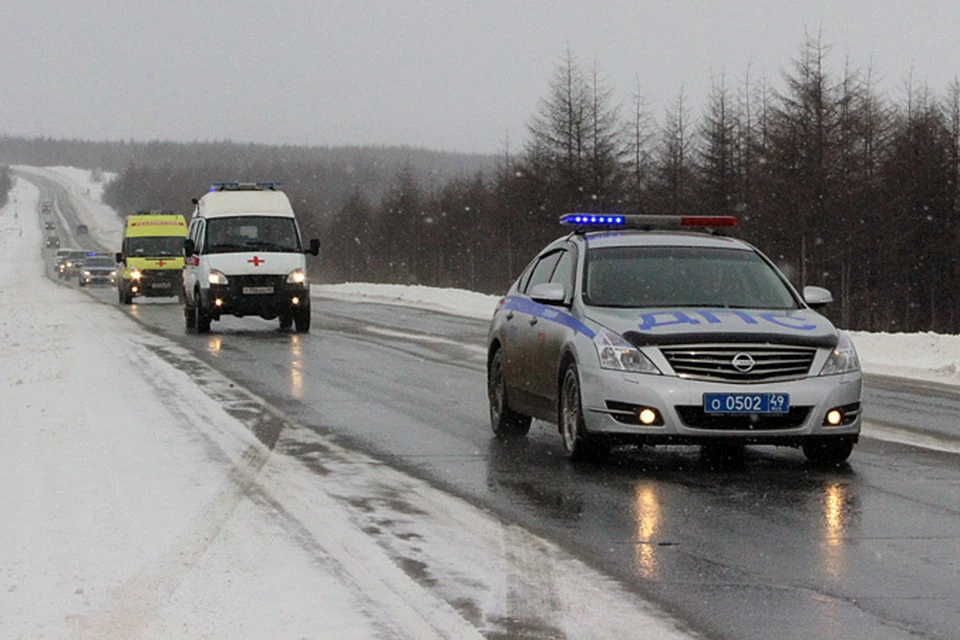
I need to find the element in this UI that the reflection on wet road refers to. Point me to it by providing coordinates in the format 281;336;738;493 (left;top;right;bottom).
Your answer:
44;257;960;639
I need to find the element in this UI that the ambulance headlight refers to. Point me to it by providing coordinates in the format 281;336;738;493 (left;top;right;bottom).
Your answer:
130;268;141;280
286;268;307;285
83;270;91;276
594;330;661;374
820;332;860;375
208;269;229;285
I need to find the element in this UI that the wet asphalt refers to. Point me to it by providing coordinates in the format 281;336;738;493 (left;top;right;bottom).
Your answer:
25;174;960;640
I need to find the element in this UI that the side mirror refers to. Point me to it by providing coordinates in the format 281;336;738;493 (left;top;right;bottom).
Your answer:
530;282;567;306
307;238;320;256
803;285;833;308
184;238;196;256
115;252;124;264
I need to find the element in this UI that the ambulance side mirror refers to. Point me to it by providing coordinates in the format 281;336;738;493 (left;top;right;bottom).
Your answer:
307;238;320;256
115;252;124;264
184;238;196;256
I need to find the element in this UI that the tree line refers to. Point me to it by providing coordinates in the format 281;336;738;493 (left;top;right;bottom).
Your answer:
0;166;11;208
326;35;960;334
3;33;959;332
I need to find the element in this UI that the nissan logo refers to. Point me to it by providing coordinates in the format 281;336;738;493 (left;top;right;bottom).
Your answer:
732;353;756;372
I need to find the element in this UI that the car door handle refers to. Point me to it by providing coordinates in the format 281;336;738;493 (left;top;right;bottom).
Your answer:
529;317;539;326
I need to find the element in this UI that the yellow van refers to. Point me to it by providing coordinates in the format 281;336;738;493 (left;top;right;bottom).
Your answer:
115;211;188;304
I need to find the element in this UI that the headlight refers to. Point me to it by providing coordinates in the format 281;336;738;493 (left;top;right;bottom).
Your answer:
130;268;141;280
83;270;91;276
594;330;661;374
286;268;307;284
208;269;229;285
66;261;73;267
109;270;116;276
819;332;860;375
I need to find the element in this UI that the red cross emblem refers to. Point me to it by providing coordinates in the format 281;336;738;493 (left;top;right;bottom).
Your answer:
156;259;167;267
248;256;265;267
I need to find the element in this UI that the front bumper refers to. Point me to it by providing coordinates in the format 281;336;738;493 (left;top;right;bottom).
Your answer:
579;365;862;445
201;279;309;319
128;270;182;297
81;272;117;285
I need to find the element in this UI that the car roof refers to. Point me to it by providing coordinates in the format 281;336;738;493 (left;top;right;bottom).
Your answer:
563;229;754;252
196;190;295;218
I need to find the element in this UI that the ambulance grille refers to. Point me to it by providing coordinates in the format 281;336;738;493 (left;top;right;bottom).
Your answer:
659;343;817;383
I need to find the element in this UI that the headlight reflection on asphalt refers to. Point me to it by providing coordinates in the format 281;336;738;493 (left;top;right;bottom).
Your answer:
821;483;853;578
290;334;303;399
633;485;662;579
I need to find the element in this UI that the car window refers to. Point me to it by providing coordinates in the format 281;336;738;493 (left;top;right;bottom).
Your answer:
522;250;563;294
549;247;576;303
584;246;799;309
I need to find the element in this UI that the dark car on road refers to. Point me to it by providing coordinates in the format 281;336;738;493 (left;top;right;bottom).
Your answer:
78;255;117;287
45;235;60;249
60;250;90;278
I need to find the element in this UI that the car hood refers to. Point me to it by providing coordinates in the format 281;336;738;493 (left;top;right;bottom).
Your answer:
584;306;839;349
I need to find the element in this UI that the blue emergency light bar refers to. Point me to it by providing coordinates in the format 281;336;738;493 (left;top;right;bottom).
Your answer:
560;213;737;230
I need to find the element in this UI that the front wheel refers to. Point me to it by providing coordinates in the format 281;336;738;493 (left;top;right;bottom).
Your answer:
195;302;212;334
802;436;855;465
293;304;311;333
559;362;609;462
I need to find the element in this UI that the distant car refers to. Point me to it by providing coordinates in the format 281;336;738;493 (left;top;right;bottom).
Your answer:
60;250;90;278
44;221;56;231
486;214;862;465
76;224;89;236
78;256;117;287
45;236;60;249
54;248;77;277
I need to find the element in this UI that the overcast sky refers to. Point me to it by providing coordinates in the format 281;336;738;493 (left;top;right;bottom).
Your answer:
3;1;957;154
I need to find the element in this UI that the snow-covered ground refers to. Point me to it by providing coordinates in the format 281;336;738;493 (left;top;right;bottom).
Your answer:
1;174;697;638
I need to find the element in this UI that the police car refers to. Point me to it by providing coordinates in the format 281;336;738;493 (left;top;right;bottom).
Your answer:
486;214;862;464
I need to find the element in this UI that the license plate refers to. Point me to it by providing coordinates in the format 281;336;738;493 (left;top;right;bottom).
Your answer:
703;393;790;414
151;282;171;289
243;286;274;295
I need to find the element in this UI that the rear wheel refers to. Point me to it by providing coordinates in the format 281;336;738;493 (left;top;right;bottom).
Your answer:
559;362;609;462
488;348;531;437
802;436;855;465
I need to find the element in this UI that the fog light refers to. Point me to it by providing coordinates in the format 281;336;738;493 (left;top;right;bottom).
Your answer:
131;286;138;292
638;408;658;425
292;296;300;305
826;410;842;426
215;299;223;307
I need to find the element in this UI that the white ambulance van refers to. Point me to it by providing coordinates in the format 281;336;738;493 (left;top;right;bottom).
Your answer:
181;182;320;333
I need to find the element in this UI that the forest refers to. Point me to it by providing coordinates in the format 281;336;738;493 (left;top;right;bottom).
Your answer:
3;34;960;333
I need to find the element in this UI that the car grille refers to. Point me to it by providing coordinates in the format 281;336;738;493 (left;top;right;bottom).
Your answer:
675;406;811;430
659;343;817;382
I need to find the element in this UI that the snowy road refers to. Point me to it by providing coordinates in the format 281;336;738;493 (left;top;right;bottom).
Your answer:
2;178;693;638
6;168;960;639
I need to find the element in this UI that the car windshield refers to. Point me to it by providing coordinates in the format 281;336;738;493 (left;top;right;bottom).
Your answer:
69;251;88;260
84;257;114;267
127;236;183;257
583;245;799;310
204;216;301;254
